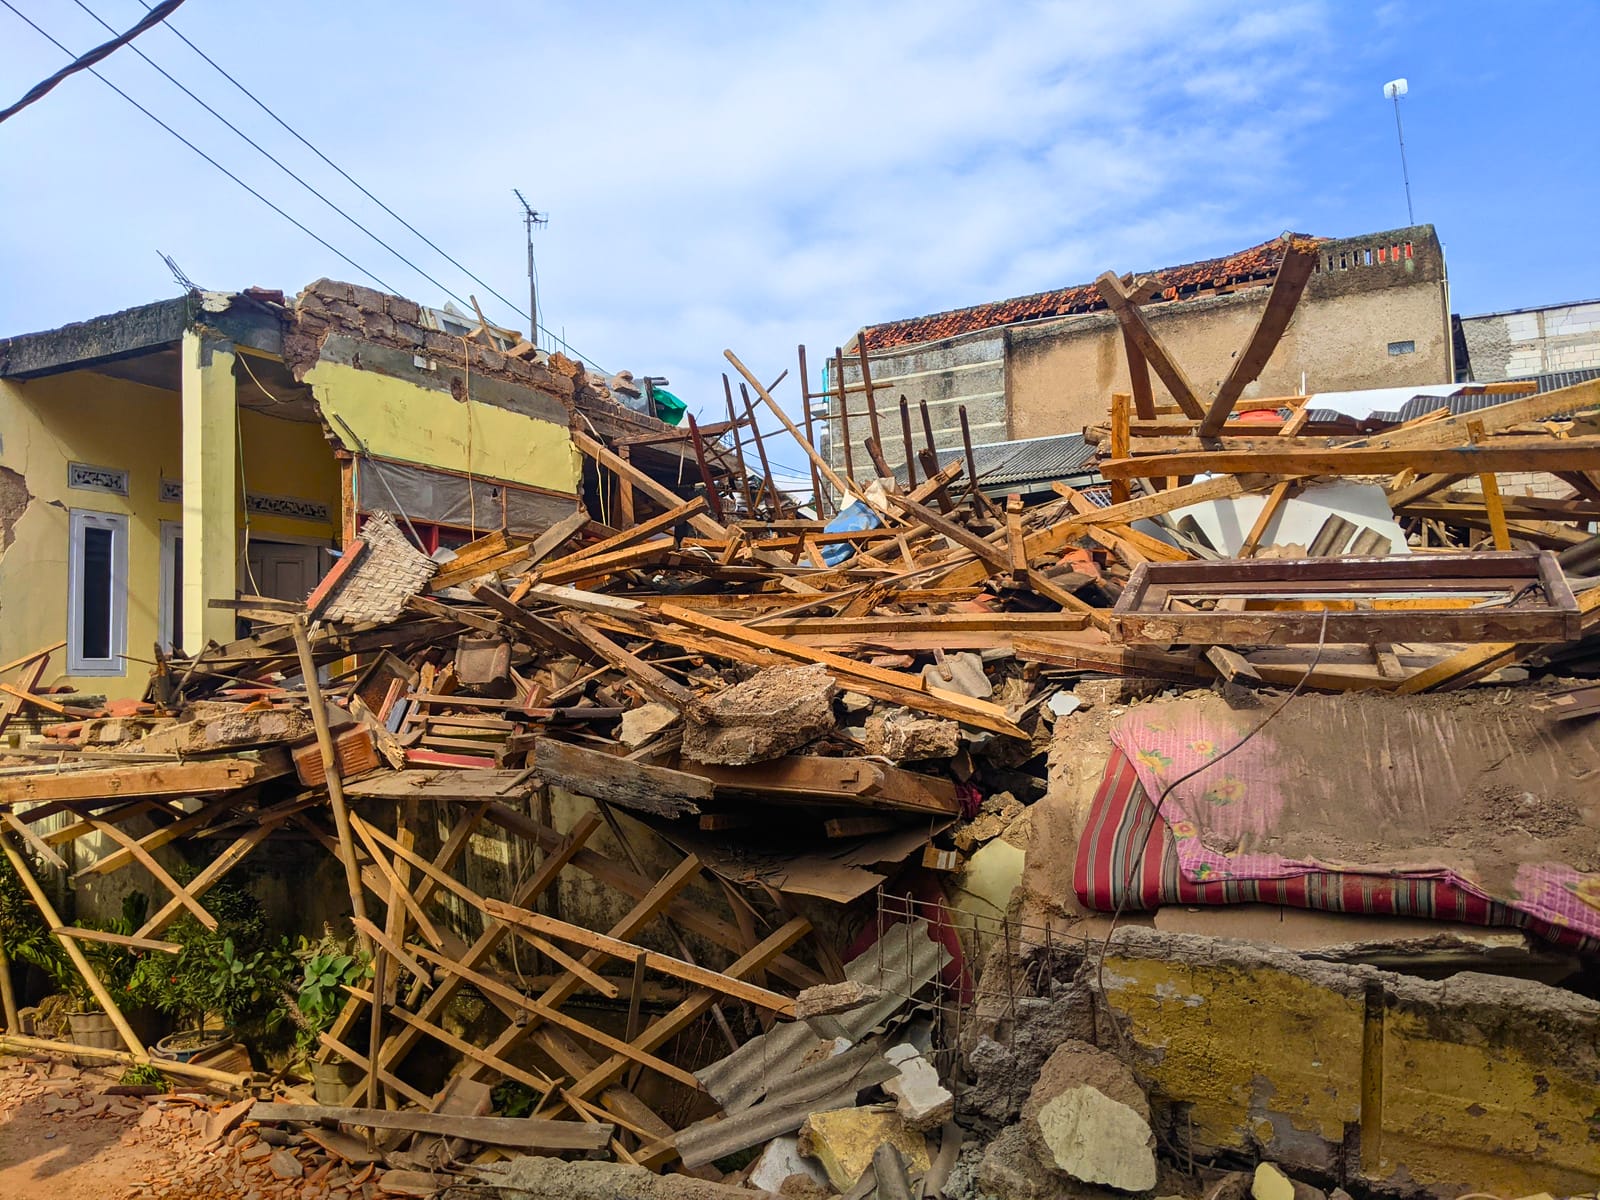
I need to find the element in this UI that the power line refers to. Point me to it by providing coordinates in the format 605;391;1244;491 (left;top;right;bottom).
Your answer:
1;0;399;295
135;0;533;324
70;0;479;316
0;0;184;124
129;2;612;372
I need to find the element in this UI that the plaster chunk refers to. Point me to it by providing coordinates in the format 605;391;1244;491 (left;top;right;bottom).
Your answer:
881;1045;955;1132
619;701;678;748
682;663;837;765
1022;1040;1155;1193
797;1107;929;1192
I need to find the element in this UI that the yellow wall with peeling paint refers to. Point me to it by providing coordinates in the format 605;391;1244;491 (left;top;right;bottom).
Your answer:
301;358;581;494
1100;949;1600;1195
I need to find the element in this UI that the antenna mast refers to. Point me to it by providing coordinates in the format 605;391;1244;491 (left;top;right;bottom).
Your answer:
1383;79;1414;225
513;189;547;347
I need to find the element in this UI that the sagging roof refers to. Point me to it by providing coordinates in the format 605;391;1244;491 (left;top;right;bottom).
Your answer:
858;233;1314;353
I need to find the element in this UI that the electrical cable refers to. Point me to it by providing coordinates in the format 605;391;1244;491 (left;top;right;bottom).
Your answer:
135;0;531;324
141;0;609;374
71;0;481;316
0;0;184;124
1091;611;1332;1054
1;0;399;296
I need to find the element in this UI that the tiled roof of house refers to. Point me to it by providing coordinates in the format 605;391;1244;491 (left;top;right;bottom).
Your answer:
859;233;1315;353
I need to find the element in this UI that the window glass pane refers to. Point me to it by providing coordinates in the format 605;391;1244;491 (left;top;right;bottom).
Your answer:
81;525;113;660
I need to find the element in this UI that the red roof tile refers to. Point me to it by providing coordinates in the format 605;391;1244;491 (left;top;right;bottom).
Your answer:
859;233;1320;352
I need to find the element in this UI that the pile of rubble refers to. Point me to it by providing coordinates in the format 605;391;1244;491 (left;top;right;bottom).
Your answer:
1;248;1598;1199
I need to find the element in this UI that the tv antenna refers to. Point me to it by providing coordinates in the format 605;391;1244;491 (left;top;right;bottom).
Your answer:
513;189;547;346
1382;79;1414;225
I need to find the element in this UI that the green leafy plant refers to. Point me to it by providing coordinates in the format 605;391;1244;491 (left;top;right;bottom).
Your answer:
291;934;369;1055
119;1062;168;1088
492;1080;537;1118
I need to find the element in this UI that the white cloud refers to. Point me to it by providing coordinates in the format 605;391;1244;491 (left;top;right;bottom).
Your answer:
1;0;1333;443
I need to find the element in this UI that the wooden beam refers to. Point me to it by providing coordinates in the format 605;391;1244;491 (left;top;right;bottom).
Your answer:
655;603;1026;737
482;900;797;1014
1094;271;1206;419
247;1103;609;1151
572;429;728;539
532;738;711;818
725;349;857;501
539;497;704;573
1202;241;1320;435
565;916;811;1103
0;753;288;805
1101;437;1600;480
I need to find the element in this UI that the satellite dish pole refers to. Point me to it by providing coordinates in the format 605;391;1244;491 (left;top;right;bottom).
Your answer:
513;189;547;347
1382;79;1414;225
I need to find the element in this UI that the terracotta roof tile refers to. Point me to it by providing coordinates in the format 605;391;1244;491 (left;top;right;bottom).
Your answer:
859;233;1320;352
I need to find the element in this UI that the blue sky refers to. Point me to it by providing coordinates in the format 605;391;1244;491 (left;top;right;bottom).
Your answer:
1;0;1595;463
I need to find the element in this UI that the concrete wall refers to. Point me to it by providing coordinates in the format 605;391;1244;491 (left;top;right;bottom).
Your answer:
838;227;1451;458
1460;299;1600;381
826;333;1004;486
1098;928;1600;1197
0;368;337;698
1010;228;1451;437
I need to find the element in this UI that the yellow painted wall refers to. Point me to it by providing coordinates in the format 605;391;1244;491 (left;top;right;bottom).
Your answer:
0;367;337;699
0;372;176;698
1099;945;1600;1194
302;358;581;495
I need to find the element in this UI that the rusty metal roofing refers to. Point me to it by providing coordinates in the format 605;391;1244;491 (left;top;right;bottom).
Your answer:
860;233;1317;352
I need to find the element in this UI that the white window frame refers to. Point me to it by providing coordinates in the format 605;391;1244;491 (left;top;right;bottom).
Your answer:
67;508;129;676
158;519;182;655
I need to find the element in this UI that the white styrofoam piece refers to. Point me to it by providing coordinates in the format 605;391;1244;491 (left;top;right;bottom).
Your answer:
1169;479;1410;558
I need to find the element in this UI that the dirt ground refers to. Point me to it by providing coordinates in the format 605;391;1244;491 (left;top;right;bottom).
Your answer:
0;1055;383;1200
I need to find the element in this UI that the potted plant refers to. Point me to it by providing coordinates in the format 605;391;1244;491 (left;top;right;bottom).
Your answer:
13;891;152;1051
293;935;369;1103
142;880;294;1063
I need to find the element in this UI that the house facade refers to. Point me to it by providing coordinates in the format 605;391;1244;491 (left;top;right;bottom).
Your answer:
0;280;616;699
826;225;1452;485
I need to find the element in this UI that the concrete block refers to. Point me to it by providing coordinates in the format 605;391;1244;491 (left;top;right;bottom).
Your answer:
864;708;960;760
619;701;678;748
748;1135;829;1194
683;663;837;765
793;980;884;1020
798;1107;929;1192
882;1044;954;1132
1022;1040;1156;1193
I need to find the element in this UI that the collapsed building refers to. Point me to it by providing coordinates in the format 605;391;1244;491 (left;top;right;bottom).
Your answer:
0;252;1596;1200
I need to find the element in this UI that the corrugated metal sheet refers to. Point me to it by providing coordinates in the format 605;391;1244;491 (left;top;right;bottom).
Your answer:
892;432;1096;493
696;918;951;1112
1516;368;1600;394
675;1042;898;1168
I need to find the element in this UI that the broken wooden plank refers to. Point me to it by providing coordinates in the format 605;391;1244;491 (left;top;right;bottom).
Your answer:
1201;240;1320;436
532;737;711;818
246;1103;611;1151
1101;437;1600;480
654;603;1026;737
0;753;289;805
1094;271;1206;420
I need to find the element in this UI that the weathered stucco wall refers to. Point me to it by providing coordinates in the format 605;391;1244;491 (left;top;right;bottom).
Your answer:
1009;231;1451;437
288;281;583;502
